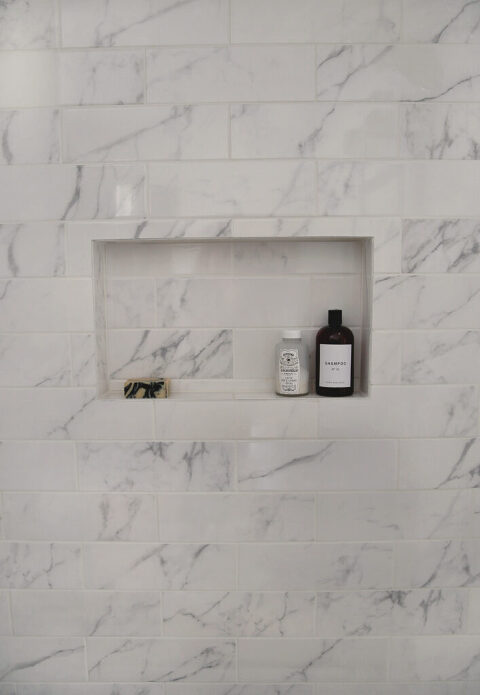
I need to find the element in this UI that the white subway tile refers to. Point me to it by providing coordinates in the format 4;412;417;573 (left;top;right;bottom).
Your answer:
87;637;235;682
0;0;57;49
163;591;315;638
0;542;83;589
235;400;317;439
390;636;480;681
63;105;228;162
0;442;76;491
317;161;401;216
238;638;387;682
84;543;235;591
11;591;86;636
237;440;397;491
316;588;467;636
231;0;401;43
0;334;71;387
107;240;232;278
404;162;480;217
0;278;92;331
239;543;393;591
59;50;144;106
0;223;64;277
85;591;163;637
232;239;363;275
3;493;157;542
0;165;145;222
61;0;228;47
403;0;480;43
398;438;480;490
399;104;480;160
232;103;397;159
78;441;234;492
0;637;85;682
316;491;472;541
0;592;12;635
149;161;316;217
108;329;233;379
147;46;315;103
402;220;480;274
401;331;480;384
316;45;480;102
0;52;58;107
0;109;59;164
394;540;480;588
374;275;480;330
157;493;314;542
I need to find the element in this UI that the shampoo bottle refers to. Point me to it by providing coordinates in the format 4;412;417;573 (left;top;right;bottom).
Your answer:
316;310;354;397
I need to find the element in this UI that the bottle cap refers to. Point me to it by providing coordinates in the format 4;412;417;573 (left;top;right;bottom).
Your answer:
328;309;342;327
282;329;301;340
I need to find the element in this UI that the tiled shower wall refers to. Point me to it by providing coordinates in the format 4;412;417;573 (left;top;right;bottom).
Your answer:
0;0;480;693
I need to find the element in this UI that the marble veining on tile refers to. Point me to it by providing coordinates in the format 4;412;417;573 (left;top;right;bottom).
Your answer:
0;0;479;691
108;329;233;379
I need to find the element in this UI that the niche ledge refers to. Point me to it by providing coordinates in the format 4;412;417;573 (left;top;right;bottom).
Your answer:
93;236;373;401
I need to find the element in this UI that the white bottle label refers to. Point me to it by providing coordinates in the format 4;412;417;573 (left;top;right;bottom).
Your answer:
319;344;352;388
279;348;299;394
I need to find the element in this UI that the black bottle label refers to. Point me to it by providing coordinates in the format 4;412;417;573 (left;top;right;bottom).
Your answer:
319;344;352;388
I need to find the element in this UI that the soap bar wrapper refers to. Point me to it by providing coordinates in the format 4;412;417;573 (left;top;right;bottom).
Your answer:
124;378;170;399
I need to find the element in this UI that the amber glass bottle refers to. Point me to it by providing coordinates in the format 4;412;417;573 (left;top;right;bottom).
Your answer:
316;309;354;397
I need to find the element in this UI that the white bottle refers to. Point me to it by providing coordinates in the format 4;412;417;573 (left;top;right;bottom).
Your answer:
275;330;309;396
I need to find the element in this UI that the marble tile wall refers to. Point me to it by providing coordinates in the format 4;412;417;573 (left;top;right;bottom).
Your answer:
0;0;480;692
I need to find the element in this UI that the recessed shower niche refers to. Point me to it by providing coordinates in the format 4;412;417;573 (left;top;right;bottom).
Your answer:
93;236;373;399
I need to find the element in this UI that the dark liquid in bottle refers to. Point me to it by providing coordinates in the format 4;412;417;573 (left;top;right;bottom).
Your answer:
316;309;354;397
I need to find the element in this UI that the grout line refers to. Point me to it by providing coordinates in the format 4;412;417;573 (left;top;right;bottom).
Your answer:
7;582;15;637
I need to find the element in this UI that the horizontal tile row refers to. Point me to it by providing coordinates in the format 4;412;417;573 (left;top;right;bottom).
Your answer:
3;634;480;682
6;217;477;280
147;161;480;217
4;489;480;542
106;239;363;278
2;162;480;220
2;103;462;164
3;539;480;590
68;217;401;277
5;586;479;638
0;386;476;439
3;438;480;493
1;493;315;542
4;0;478;49
106;276;363;328
2;44;480;107
8;161;477;220
2;684;480;695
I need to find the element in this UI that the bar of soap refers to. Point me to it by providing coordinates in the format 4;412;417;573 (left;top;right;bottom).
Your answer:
124;378;170;399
